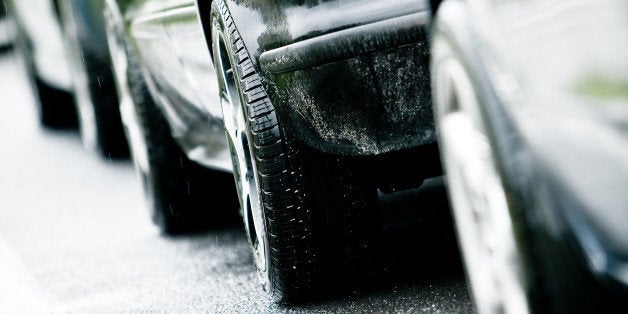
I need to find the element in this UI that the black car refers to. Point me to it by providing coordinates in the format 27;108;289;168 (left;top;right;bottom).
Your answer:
104;0;439;302
431;0;628;312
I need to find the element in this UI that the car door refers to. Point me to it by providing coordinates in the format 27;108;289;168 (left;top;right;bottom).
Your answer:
126;0;229;170
161;0;222;121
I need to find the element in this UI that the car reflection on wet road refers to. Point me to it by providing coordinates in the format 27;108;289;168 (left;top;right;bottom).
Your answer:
0;51;473;312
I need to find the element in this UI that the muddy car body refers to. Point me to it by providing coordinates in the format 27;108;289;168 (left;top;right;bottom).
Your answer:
105;0;439;301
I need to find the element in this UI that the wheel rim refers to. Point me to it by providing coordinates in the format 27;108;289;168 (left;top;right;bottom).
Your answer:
215;30;269;288
434;42;529;314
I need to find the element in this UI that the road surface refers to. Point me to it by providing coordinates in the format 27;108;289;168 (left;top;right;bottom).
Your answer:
0;50;474;312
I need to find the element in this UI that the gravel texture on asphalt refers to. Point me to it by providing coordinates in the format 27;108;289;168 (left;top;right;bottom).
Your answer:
0;51;474;313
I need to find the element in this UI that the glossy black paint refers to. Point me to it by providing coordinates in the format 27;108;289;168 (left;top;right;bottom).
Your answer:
441;0;628;307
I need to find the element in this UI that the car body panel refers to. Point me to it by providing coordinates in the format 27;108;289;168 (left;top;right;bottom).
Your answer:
221;0;429;67
8;0;72;90
120;0;231;171
449;0;628;288
484;0;628;266
219;0;435;155
115;0;438;165
163;4;222;120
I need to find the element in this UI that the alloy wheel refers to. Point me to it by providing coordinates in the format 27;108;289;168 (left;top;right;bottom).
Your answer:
433;39;530;314
215;29;270;289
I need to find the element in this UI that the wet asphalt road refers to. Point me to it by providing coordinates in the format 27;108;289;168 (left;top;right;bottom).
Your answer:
0;50;474;312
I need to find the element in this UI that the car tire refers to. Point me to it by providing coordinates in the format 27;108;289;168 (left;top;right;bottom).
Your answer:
59;1;129;158
30;74;78;129
105;5;237;235
211;0;378;302
432;2;625;313
17;35;77;129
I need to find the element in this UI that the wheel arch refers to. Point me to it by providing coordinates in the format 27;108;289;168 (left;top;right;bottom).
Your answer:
433;2;624;311
194;0;215;65
429;0;443;14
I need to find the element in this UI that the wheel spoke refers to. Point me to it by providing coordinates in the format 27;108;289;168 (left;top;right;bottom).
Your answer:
436;53;529;313
215;32;269;280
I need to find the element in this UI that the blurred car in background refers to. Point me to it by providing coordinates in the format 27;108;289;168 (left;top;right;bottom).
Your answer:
7;0;75;128
104;0;439;302
0;4;15;50
431;0;628;312
7;0;128;157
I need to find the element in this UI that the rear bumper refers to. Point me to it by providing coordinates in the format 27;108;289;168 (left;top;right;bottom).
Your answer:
260;13;428;74
260;12;435;156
